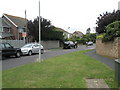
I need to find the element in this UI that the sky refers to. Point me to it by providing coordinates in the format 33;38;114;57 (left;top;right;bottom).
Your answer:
0;0;120;34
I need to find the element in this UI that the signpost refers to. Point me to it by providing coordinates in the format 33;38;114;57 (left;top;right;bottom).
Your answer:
22;32;26;42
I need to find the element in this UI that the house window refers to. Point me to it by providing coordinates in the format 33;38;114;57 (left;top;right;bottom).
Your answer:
18;28;25;33
3;27;10;32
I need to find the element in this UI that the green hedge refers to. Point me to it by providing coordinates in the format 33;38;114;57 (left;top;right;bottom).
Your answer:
103;21;120;41
96;33;105;39
42;30;63;40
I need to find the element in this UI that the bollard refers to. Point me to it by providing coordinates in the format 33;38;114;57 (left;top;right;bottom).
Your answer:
115;59;120;87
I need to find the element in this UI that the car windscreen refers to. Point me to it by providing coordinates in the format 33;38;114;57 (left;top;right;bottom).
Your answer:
69;41;74;44
22;44;32;48
0;44;5;49
64;42;69;44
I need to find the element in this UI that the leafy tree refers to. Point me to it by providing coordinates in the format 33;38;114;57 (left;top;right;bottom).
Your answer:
103;21;120;41
68;35;81;42
96;10;120;34
86;28;91;34
79;33;96;44
27;17;53;41
27;17;63;41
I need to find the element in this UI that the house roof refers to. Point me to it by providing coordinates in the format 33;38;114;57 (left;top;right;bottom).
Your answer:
54;27;70;34
73;31;84;37
2;18;11;27
3;14;28;28
73;31;84;35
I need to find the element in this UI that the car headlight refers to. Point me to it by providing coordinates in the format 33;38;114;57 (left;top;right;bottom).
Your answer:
22;49;28;52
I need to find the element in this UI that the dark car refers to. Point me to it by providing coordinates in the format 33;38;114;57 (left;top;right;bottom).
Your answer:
63;41;76;49
0;43;22;58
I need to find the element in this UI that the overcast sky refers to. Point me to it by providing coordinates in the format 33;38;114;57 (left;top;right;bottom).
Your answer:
0;0;120;34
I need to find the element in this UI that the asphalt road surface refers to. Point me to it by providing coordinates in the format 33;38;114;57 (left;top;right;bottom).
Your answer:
2;45;96;70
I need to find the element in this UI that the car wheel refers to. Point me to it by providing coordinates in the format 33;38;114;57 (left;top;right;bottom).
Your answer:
15;51;21;57
2;56;5;60
70;46;72;49
41;49;44;54
74;46;76;48
28;51;32;56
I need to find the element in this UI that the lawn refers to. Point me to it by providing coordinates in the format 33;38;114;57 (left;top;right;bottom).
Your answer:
2;50;116;88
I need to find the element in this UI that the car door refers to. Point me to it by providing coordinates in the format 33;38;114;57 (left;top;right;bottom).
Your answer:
33;44;39;53
0;43;5;56
4;43;15;55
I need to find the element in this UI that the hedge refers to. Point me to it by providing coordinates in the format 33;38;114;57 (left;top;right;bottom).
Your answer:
42;30;63;40
103;21;120;41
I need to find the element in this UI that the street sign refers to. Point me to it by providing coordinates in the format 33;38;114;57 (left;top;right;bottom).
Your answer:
22;32;26;37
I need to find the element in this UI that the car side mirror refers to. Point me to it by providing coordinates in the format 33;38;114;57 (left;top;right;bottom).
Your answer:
11;46;14;48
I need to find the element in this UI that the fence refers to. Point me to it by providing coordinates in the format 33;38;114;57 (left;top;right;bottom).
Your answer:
1;40;60;49
1;40;25;48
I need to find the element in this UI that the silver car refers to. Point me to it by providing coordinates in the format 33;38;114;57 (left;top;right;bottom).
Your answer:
86;41;93;46
21;43;44;56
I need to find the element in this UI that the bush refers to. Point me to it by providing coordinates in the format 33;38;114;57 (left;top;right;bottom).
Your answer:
96;10;120;34
42;30;63;40
68;35;81;42
102;21;120;41
79;38;86;45
96;33;105;39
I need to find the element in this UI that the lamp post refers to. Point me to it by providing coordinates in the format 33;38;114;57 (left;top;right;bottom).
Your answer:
118;1;120;10
25;10;27;43
67;27;70;39
38;0;41;62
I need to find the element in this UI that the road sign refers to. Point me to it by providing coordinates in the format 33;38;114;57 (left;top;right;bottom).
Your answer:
22;32;26;37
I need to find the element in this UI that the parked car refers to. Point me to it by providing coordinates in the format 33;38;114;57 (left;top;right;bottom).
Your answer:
86;41;93;46
0;43;22;58
63;41;76;49
21;43;44;56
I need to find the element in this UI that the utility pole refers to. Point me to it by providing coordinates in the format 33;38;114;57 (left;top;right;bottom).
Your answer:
25;10;27;43
118;1;120;10
38;0;41;62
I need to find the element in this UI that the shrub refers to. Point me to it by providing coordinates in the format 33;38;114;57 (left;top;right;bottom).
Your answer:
102;21;120;41
96;33;105;39
42;30;63;40
96;10;120;34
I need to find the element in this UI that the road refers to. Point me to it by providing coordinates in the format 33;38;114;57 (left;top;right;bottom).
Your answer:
2;45;96;70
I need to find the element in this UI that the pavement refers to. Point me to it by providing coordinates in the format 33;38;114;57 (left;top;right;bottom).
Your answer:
85;49;115;70
86;79;109;88
85;48;117;88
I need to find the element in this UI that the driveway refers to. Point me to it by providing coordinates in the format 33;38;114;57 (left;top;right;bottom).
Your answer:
2;44;96;70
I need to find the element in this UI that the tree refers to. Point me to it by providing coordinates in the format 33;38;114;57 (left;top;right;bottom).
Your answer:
103;21;120;41
27;17;53;41
79;33;96;44
96;10;120;34
86;28;91;34
27;17;63;41
68;35;80;42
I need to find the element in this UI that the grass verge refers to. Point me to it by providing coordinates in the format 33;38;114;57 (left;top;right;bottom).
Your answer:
2;50;117;88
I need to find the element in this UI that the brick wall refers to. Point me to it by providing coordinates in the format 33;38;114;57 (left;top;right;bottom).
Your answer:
96;37;120;59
